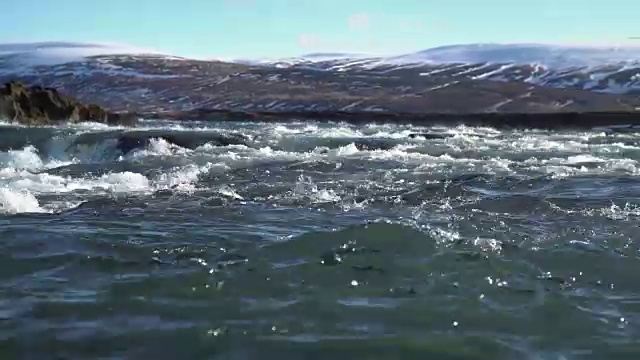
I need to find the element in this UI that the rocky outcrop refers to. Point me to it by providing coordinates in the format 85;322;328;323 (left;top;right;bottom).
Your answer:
0;81;136;125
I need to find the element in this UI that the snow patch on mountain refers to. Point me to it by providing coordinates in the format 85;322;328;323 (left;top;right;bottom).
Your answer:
299;52;369;60
233;52;371;68
245;43;640;94
390;43;640;69
259;43;640;71
0;42;174;67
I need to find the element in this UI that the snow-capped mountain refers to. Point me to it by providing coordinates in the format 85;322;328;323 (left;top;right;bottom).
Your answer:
261;43;640;94
0;42;175;69
1;41;639;114
389;43;640;68
233;52;369;70
0;42;192;81
265;43;640;69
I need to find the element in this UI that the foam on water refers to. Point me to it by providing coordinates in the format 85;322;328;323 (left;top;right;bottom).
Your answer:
1;120;640;214
4;119;640;359
0;128;225;213
0;188;46;214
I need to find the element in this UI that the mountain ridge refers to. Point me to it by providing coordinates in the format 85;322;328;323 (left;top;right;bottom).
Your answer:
1;41;639;116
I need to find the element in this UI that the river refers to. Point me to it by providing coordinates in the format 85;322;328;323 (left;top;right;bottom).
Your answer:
1;119;639;359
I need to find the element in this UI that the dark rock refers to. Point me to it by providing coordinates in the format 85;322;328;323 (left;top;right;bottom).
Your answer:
0;81;136;125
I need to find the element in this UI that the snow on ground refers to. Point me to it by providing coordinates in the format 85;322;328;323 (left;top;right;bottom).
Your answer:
379;43;640;69
0;42;166;67
0;42;192;77
256;43;640;71
2;41;639;96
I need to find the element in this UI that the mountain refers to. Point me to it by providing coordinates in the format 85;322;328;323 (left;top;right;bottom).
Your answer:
389;43;640;68
263;43;640;95
0;42;173;70
1;41;639;115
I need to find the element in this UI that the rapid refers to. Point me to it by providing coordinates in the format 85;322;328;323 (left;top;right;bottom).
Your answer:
1;119;640;359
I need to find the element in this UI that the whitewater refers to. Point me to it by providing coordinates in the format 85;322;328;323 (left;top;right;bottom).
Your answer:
1;119;640;359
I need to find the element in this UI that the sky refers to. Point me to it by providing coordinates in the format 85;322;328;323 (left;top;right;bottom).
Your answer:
1;0;639;59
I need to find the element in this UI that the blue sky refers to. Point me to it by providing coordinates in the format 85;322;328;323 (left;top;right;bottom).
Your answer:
2;0;638;58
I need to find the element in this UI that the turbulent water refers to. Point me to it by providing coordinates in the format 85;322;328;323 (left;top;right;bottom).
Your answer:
1;119;640;359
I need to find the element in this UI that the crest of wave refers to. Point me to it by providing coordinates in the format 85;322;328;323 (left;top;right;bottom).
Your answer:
0;188;46;214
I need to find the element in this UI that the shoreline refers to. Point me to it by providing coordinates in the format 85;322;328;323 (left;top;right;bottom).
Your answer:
138;108;640;130
4;80;640;130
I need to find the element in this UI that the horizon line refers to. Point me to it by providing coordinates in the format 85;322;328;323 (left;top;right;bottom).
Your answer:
2;39;640;61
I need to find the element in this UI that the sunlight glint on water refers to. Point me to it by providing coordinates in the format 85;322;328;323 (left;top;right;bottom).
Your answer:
1;119;640;359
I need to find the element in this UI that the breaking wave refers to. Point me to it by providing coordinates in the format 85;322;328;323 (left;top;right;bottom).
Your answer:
3;118;640;359
1;119;640;216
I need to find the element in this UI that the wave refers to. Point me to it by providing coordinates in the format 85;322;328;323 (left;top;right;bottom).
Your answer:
1;120;639;214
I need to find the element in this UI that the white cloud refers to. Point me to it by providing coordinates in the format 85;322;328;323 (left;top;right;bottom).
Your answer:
348;13;370;31
298;33;321;48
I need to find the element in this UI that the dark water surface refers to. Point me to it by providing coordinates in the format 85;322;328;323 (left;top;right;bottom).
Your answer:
1;119;640;359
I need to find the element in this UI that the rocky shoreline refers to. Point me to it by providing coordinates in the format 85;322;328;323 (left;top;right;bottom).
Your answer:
2;81;640;130
0;81;135;126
